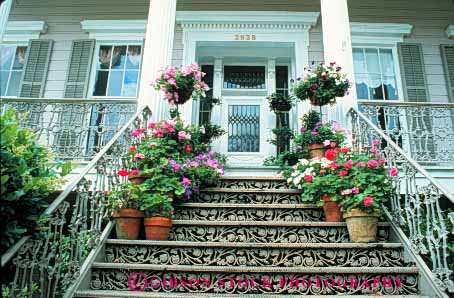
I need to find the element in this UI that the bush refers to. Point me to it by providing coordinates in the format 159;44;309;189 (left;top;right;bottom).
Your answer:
0;108;70;253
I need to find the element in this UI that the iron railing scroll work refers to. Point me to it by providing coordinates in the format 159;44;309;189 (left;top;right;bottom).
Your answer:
1;105;152;298
349;107;454;297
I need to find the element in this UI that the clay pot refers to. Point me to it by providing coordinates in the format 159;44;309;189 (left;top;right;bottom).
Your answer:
128;173;152;185
321;195;342;222
144;217;172;240
308;143;324;158
343;208;380;243
112;208;144;240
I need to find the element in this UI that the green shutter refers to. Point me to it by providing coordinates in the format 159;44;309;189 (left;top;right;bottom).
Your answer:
19;39;53;98
397;43;429;102
440;44;454;102
64;39;95;98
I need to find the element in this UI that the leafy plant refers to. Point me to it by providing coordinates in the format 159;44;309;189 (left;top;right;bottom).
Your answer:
269;127;294;147
293;62;350;106
107;182;142;212
199;123;226;145
267;93;294;112
201;96;222;110
2;283;39;298
0;108;71;253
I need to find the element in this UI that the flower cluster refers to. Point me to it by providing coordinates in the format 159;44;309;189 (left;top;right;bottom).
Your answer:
153;63;209;105
293;62;350;106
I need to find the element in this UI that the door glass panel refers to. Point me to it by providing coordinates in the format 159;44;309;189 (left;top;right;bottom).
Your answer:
228;105;260;152
223;66;265;89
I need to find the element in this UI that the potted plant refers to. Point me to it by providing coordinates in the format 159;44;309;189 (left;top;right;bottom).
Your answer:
284;156;347;222
107;182;143;240
330;141;395;242
293;62;350;107
294;110;345;158
153;63;209;106
267;93;294;112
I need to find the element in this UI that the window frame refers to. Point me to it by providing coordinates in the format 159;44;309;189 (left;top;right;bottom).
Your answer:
88;41;144;100
221;61;268;92
352;44;404;102
1;42;28;97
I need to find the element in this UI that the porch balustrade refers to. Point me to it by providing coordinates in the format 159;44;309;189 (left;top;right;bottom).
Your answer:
0;97;137;160
358;101;454;165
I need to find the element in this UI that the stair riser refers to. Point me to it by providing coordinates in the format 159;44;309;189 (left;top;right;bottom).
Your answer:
105;245;405;267
169;226;390;243
217;179;288;190
173;207;324;221
90;269;418;295
193;192;301;204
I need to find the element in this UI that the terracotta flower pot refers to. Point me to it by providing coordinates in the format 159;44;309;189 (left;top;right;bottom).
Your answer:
321;195;342;222
144;217;172;240
112;208;144;240
128;173;152;185
308;143;324;158
343;208;380;243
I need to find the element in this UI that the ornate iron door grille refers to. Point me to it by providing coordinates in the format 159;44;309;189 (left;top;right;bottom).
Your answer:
228;105;260;152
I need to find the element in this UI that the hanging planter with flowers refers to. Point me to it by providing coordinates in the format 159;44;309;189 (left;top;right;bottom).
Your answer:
293;62;350;107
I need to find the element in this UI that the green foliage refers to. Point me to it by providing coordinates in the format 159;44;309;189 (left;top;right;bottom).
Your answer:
302;110;321;130
293;62;350;106
107;182;143;212
0;108;70;253
267;93;294;112
200;96;222;110
199;123;226;145
2;283;39;298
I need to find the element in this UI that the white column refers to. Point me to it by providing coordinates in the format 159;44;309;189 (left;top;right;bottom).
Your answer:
320;0;357;125
138;0;177;120
0;0;13;42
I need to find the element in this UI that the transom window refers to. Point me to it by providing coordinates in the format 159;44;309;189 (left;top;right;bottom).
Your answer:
353;47;399;100
0;45;27;96
223;66;266;89
92;44;142;97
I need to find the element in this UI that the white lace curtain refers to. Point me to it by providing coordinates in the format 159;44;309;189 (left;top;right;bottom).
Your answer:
353;47;397;90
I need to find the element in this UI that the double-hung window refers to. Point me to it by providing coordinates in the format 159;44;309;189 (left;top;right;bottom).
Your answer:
0;45;27;96
92;44;142;97
353;47;399;100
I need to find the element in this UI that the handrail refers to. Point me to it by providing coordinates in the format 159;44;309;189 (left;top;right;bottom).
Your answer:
358;100;454;108
2;105;152;298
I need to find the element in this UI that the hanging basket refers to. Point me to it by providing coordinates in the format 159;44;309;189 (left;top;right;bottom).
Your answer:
176;88;193;105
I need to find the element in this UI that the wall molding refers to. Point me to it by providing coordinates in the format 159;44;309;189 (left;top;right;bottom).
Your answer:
350;22;413;45
3;21;47;43
446;25;454;39
80;20;146;41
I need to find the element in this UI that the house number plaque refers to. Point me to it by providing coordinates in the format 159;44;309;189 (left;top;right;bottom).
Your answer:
234;34;256;41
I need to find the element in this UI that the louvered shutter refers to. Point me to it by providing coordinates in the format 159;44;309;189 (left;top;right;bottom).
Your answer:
64;39;95;98
397;43;436;160
19;39;53;98
440;45;454;102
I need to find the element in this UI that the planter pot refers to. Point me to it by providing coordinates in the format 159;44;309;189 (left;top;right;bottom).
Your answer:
271;103;292;112
308;143;324;158
112;208;144;240
128;173;152;185
343;208;380;243
144;217;172;240
321;195;342;222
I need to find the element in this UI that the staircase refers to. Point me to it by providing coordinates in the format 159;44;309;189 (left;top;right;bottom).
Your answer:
74;176;424;297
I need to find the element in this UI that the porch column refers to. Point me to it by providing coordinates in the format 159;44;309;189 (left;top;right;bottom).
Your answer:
0;0;13;42
138;0;177;120
320;0;357;125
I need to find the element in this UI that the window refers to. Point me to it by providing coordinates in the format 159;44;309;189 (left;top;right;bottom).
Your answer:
276;65;289;96
223;66;266;89
0;45;27;96
353;47;399;100
199;65;214;125
92;44;142;97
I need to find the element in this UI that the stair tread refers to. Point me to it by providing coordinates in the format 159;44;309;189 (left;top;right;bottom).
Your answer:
201;188;300;193
172;220;390;227
175;203;319;209
220;176;284;180
105;239;402;249
75;291;428;298
92;263;418;274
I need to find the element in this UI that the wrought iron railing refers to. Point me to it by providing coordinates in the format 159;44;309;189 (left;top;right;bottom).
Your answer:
0;97;137;160
358;101;454;165
1;105;152;298
349;107;454;297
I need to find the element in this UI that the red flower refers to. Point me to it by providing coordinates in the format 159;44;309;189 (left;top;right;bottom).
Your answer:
367;160;379;167
344;159;353;169
340;147;349;154
184;144;191;153
130;169;139;176
389;168;398;177
117;169;129;177
339;170;349;177
303;175;313;182
330;162;340;169
325;149;337;161
129;146;137;152
363;196;374;207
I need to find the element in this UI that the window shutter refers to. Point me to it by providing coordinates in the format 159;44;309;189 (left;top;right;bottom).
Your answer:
19;39;53;98
440;44;454;102
64;39;95;98
397;43;429;102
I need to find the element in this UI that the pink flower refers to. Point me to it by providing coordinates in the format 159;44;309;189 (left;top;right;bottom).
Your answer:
181;177;191;187
134;153;145;160
367;160;379;167
344;159;353;169
330;162;340;169
166;119;176;126
363;196;374;207
389;167;398;177
131;128;145;137
372;139;380;146
323;140;331;147
340;147;349;154
330;142;337;148
352;187;360;194
147;122;157;129
129;146;137;152
153;129;164;138
130;169;139;176
303;175;313;182
117;169;129;177
189;161;199;167
356;162;365;168
184;144;191;153
339;170;349;177
379;158;386;164
370;148;378;153
178;131;191;140
168;78;177;86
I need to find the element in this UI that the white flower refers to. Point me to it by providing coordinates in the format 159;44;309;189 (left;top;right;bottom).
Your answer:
304;167;314;175
293;175;303;185
287;177;293;184
323;140;331;147
299;159;309;166
291;170;301;177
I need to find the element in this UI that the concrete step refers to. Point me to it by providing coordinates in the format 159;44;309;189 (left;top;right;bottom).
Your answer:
173;203;324;222
193;189;302;204
169;221;390;243
88;264;419;295
105;240;406;267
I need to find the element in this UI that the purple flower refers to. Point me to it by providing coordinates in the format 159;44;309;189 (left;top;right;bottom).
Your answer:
301;127;308;132
311;131;317;136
